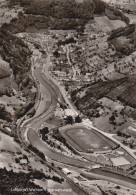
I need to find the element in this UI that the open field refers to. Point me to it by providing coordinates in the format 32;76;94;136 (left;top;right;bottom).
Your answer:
60;127;117;153
94;15;126;32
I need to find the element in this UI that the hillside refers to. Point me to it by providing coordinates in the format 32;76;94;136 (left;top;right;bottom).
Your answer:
0;2;37;124
42;1;136;135
0;168;51;195
0;0;134;131
0;58;10;79
5;0;129;33
0;1;136;195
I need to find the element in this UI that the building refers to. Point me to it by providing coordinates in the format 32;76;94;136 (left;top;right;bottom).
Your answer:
62;168;71;175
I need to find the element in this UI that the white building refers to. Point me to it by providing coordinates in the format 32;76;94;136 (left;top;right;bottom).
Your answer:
64;109;78;117
62;168;71;175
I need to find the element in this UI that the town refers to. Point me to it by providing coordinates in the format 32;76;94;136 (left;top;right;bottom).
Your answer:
0;0;136;195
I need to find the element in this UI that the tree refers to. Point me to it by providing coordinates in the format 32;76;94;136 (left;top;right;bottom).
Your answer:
109;114;116;125
40;127;49;136
65;116;74;125
117;130;122;137
51;162;54;167
75;115;82;123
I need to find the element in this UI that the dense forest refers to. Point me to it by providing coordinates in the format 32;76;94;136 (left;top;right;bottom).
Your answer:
6;0;96;31
6;0;129;32
9;0;95;18
0;168;51;195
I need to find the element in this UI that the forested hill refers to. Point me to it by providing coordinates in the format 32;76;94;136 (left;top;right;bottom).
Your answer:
9;0;100;17
6;0;129;32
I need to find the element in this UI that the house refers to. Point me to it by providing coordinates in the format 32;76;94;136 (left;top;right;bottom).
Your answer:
62;168;71;175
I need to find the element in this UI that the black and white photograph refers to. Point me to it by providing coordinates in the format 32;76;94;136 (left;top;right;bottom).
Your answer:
0;0;136;194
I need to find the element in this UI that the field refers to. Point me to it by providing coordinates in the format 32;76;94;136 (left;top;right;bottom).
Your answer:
94;15;126;33
61;127;117;153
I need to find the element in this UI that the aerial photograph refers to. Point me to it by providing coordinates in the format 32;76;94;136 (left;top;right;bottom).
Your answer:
0;0;136;194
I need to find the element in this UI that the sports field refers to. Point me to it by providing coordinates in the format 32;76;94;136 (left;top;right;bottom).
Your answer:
61;127;117;153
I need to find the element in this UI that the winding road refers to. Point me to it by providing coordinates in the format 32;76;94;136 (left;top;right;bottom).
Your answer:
18;44;136;193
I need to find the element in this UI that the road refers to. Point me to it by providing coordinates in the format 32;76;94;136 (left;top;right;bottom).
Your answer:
21;66;91;169
18;63;92;194
18;46;136;192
